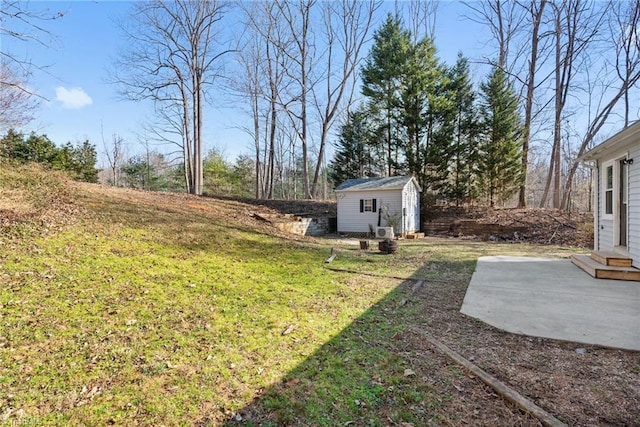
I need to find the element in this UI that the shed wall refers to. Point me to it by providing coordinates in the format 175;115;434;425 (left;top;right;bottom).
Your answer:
337;190;403;233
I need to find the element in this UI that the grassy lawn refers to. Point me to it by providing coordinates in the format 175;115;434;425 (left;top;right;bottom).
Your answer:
5;163;626;426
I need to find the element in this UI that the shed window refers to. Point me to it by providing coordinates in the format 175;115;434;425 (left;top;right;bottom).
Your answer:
604;164;613;216
359;199;377;213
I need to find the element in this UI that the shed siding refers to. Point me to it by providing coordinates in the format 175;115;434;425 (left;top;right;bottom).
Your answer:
337;190;403;233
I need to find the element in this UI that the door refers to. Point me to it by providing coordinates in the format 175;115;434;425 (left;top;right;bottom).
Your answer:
618;158;628;248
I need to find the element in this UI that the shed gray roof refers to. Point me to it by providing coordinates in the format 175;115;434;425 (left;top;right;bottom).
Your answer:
334;175;421;192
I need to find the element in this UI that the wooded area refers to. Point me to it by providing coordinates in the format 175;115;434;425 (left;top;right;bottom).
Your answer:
1;0;639;210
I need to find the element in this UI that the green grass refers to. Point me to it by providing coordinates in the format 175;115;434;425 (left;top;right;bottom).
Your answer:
0;173;409;425
330;238;578;281
0;165;585;425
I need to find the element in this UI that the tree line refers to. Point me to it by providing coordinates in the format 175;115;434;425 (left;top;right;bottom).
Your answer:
101;139;255;197
106;0;640;209
0;129;98;183
331;14;523;207
2;1;639;210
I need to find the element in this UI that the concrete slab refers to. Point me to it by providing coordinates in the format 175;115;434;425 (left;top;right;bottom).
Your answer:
461;256;640;351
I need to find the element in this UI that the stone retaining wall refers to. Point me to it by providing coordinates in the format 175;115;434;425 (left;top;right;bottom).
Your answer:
273;217;336;236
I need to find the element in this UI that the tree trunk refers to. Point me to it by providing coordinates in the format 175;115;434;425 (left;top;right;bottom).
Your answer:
518;0;547;208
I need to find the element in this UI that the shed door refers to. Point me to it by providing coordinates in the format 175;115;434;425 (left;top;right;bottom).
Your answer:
404;186;417;233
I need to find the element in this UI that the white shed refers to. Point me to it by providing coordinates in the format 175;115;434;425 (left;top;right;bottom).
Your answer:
335;176;421;236
581;121;640;267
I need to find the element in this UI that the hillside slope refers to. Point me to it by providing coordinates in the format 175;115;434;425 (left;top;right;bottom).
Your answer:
0;161;82;238
0;161;301;242
1;163;635;426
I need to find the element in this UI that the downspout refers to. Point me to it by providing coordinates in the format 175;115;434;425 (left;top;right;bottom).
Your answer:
584;161;598;251
594;163;599;251
623;152;632;256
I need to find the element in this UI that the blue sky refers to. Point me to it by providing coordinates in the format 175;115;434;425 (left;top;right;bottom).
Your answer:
6;1;488;166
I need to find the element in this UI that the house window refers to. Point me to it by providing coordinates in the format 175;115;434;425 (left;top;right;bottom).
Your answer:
359;199;377;213
604;163;614;217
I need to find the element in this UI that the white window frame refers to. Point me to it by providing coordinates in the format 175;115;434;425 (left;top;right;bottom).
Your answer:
602;160;614;220
363;199;374;212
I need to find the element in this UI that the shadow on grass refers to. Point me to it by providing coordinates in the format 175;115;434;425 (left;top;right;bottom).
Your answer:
217;276;433;427
213;261;552;427
77;188;536;425
213;255;520;427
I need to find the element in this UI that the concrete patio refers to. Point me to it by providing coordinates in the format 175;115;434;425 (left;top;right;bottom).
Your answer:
461;256;640;351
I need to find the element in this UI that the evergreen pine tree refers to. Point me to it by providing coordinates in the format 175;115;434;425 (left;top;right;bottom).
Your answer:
477;66;524;207
361;13;411;177
400;36;448;190
446;54;480;204
329;108;375;185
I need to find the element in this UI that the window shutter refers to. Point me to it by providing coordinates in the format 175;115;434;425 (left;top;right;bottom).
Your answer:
372;199;377;212
360;199;364;213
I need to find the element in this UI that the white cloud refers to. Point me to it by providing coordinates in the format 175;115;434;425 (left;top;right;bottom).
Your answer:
55;86;93;109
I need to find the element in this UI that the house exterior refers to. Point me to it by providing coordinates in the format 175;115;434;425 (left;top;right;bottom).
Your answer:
581;120;640;267
334;175;421;235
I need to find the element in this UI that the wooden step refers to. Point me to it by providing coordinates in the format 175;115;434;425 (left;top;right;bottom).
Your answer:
590;250;633;267
571;254;640;281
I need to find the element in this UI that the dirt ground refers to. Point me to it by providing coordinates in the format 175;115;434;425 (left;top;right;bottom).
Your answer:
4;183;635;426
400;261;639;426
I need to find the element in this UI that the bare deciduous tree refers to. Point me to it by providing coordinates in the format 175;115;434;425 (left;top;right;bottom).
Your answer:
402;0;440;43
560;0;640;210
1;1;63;128
516;0;549;207
539;0;606;209
310;0;380;199
101;125;125;187
611;0;640;127
0;61;38;128
273;0;315;199
465;0;527;73
1;0;62;76
112;0;230;196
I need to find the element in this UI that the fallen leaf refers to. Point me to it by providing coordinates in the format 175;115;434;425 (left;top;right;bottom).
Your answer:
404;369;416;377
282;324;294;335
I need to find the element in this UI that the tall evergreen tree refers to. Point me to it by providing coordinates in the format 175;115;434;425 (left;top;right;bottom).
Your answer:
400;36;447;190
446;54;480;204
477;66;524;207
329;108;376;185
361;14;411;177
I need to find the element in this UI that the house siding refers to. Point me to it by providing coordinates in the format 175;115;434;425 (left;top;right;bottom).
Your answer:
627;146;640;267
596;145;640;268
585;121;640;268
337;189;403;233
